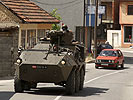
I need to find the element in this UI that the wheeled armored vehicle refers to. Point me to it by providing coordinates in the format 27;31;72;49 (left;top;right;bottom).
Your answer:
14;30;86;95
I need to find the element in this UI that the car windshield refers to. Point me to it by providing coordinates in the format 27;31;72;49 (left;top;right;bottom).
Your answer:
100;44;113;49
99;50;118;57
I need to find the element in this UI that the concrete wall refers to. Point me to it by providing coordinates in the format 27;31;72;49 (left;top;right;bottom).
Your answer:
30;0;84;32
0;29;18;77
120;2;133;24
107;30;121;48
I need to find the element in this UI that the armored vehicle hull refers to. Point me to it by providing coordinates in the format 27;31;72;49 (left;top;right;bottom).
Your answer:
14;31;86;95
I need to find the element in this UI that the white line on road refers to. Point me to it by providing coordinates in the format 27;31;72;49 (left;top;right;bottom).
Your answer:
54;94;64;100
54;70;124;100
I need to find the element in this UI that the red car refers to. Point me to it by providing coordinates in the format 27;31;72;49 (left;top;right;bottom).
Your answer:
95;49;124;69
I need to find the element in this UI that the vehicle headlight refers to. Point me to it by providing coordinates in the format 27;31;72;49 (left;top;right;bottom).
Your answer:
109;60;111;63
16;59;22;64
61;60;66;65
112;60;115;63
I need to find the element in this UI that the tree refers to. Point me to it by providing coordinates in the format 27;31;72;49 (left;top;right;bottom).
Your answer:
50;9;61;31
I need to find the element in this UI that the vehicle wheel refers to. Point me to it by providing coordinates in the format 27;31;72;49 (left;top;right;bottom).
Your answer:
24;82;31;91
14;77;24;93
66;69;75;95
121;62;124;69
79;68;85;90
95;65;99;69
75;70;80;92
116;63;119;70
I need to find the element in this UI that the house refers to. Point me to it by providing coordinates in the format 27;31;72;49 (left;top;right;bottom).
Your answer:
105;0;133;48
101;0;122;47
0;0;59;77
119;0;133;48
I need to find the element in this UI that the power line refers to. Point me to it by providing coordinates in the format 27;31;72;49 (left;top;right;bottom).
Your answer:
30;0;81;6
58;1;82;10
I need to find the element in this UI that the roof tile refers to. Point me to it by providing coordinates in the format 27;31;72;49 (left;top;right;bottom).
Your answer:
1;0;60;23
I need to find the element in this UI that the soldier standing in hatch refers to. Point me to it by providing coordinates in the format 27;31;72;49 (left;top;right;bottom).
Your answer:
61;25;73;45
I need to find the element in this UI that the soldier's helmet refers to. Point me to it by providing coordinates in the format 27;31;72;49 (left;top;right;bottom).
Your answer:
62;24;68;31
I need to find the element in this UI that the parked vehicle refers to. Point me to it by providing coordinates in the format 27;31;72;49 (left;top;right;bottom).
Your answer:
95;49;124;69
14;30;86;95
97;43;113;54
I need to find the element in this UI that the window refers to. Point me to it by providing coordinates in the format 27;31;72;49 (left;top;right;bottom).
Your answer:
21;30;26;49
128;5;133;15
37;29;46;42
27;30;36;48
101;5;107;20
21;29;48;49
124;26;133;43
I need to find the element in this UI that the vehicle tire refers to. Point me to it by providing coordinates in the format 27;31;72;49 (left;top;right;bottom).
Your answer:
121;61;124;69
95;65;99;69
14;77;24;93
24;82;31;91
66;69;75;95
116;62;119;70
79;68;84;90
75;70;80;93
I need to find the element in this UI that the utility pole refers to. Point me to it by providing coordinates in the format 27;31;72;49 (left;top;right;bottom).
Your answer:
83;0;86;44
83;0;85;27
94;0;98;58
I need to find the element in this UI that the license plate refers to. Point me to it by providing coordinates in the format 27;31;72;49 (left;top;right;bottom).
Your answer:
101;64;108;66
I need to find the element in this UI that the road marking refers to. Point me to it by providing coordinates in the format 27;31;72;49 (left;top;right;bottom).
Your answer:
0;79;13;84
84;70;124;84
54;94;64;100
54;70;124;100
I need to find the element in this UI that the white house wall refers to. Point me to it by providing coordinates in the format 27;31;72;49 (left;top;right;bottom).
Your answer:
107;30;121;48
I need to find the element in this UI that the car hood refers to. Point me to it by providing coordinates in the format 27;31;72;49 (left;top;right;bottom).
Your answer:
96;56;118;60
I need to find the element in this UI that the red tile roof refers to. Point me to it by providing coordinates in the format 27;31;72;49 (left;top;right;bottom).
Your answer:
1;0;60;23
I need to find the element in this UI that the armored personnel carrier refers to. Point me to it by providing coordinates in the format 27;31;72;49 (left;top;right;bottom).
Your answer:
14;30;86;95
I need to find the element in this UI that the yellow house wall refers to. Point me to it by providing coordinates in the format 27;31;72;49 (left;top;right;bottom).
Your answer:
20;24;52;30
18;24;52;47
120;2;133;24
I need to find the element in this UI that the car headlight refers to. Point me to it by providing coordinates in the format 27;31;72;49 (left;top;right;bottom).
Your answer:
112;60;115;63
61;60;66;65
109;60;111;63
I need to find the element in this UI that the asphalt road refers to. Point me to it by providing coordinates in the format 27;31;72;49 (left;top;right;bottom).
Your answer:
0;51;133;100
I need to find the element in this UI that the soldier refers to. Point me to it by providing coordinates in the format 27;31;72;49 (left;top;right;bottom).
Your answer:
61;25;73;45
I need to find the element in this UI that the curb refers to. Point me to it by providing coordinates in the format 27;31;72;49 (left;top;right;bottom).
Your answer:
86;59;95;63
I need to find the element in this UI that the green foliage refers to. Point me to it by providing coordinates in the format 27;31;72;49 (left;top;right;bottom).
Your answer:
50;9;61;31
